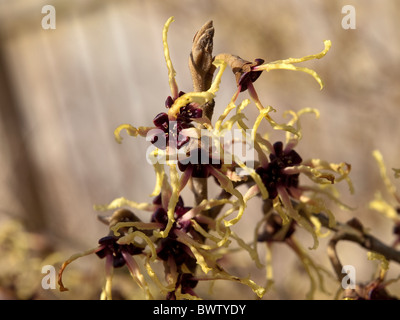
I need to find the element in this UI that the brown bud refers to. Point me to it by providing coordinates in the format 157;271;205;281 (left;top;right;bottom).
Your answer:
346;217;364;232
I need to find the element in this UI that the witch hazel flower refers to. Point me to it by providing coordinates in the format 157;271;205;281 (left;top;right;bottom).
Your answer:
215;40;331;102
88;167;265;299
113;17;219;149
255;141;303;200
212;40;332;138
58;209;157;299
208;39;352;251
150;91;207;150
243;108;353;249
111;16;248;230
207;89;353;249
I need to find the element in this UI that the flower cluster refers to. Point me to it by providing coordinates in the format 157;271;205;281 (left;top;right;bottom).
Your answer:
58;16;356;300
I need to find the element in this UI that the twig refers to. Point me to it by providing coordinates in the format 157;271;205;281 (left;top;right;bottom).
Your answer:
315;213;400;281
189;20;215;206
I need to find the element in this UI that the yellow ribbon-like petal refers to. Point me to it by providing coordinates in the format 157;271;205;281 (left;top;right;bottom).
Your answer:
163;16;178;98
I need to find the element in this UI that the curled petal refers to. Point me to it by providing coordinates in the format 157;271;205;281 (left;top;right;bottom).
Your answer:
278;186;319;250
244;184;261;202
231;231;263;269
94;197;156;212
101;255;114;300
272;197;290;225
253;40;332;90
144;257;175;293
199;216;233;247
253;136;273;167
237;98;251;114
252;106;274;140
297;194;337;229
202;270;266;299
230;99;251;129
118;231;157;261
283;108;320;144
180;198;234;223
150;162;165;197
174;231;212;274
178;165;193;192
234;156;269;200
309;216;330;238
190;219;232;249
209;59;228;94
121;252;153;299
58;247;99;292
264;244;274;292
190;250;212;274
299;185;355;212
269;40;331;65
232;99;251;131
191;219;222;243
209;166;246;227
367;252;389;273
163;17;178;98
175;228;228;251
373;150;398;200
220;113;247;131
248;86;298;136
215;206;237;234
111;222;163;236
369;192;400;222
257;63;324;90
154;163;179;238
283;165;335;184
287;237;331;299
159;171;173;210
168;92;215;119
307;159;354;193
215;102;237;131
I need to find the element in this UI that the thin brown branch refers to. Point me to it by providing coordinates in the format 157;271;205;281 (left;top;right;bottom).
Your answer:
321;214;400;299
188;20;216;206
315;213;400;270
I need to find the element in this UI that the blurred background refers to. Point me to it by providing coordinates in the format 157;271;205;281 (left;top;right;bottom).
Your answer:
0;0;399;299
